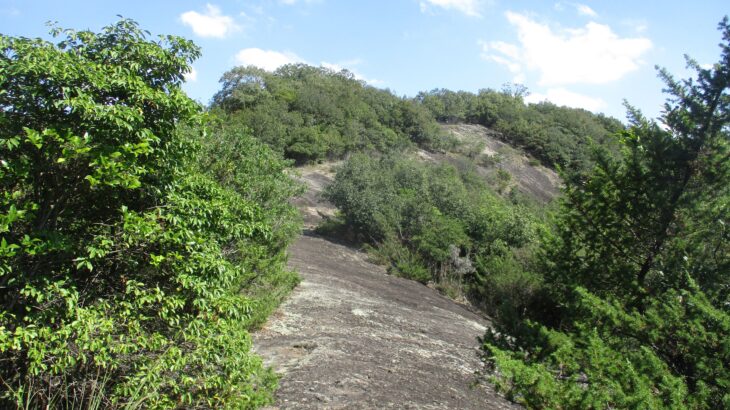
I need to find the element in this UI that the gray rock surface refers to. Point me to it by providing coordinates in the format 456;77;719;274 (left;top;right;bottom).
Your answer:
252;164;519;409
443;123;561;203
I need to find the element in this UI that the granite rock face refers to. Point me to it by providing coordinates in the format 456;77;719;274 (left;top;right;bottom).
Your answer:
253;164;519;409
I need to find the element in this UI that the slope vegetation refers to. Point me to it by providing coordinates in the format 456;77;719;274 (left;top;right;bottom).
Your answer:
253;168;518;409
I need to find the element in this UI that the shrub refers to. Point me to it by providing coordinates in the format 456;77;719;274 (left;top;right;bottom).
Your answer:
324;153;542;303
0;20;300;408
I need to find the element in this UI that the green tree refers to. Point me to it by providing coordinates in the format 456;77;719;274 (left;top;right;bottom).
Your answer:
546;28;730;307
212;64;448;163
0;20;299;408
482;18;730;409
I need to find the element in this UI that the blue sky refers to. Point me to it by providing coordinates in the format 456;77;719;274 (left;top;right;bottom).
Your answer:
1;0;727;121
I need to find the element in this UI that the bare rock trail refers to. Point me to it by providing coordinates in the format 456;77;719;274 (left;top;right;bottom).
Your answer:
253;163;517;409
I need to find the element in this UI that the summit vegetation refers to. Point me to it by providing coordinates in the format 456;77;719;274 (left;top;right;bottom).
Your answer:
210;64;451;163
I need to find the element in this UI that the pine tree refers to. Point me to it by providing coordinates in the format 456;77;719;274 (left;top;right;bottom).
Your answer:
483;18;730;409
545;18;730;308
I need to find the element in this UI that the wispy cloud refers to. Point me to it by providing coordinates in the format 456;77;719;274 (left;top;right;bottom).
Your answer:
554;2;598;18
575;4;597;17
525;88;606;112
622;18;649;34
233;48;382;85
180;4;240;39
481;11;652;86
0;6;20;17
419;0;485;18
235;48;305;71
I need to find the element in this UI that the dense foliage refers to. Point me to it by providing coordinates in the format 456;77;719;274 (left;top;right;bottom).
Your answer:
482;19;730;409
211;64;451;163
416;87;624;170
323;154;546;314
0;20;300;408
212;63;622;170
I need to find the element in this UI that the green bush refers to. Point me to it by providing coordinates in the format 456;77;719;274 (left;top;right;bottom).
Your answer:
212;65;450;163
366;237;433;284
323;153;542;302
0;20;300;408
472;251;543;324
482;19;730;409
483;285;730;409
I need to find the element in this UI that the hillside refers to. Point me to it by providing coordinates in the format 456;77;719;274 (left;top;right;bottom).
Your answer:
417;88;624;170
253;165;518;409
3;17;729;410
439;123;561;202
246;123;560;407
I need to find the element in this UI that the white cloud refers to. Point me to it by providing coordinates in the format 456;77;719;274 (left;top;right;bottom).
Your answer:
479;39;522;81
525;88;606;112
482;11;652;86
487;55;521;75
235;48;304;71
485;40;520;60
233;49;382;85
320;62;383;85
575;4;597;17
554;2;598;18
420;0;484;17
180;4;240;38
622;18;648;34
184;66;198;83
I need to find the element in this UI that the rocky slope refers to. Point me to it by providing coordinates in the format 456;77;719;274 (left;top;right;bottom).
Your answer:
442;123;561;203
252;163;518;409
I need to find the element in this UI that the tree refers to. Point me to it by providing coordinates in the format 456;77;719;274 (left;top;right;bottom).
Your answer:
212;64;448;163
483;17;730;409
546;20;730;306
0;20;300;408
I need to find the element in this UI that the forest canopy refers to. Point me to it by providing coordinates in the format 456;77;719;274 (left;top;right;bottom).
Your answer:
211;64;449;163
211;63;624;170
